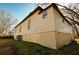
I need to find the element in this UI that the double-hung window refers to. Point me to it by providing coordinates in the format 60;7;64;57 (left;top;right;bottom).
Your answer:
42;11;47;19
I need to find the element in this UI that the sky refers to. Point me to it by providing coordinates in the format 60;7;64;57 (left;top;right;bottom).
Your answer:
0;3;36;26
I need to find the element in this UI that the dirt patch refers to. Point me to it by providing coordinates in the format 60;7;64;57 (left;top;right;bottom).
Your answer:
0;46;18;55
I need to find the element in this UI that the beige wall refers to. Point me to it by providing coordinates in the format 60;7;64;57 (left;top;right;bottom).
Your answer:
53;8;72;33
14;6;73;49
72;26;78;38
23;31;57;49
14;7;55;34
53;7;72;48
55;31;72;48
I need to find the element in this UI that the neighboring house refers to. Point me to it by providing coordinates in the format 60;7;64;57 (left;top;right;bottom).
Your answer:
0;32;4;37
13;3;74;49
3;29;14;36
0;29;14;37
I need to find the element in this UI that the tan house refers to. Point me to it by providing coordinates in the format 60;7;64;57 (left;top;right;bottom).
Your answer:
14;3;74;49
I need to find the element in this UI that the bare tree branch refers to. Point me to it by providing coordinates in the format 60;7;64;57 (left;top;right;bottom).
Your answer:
0;9;17;33
65;16;79;25
56;3;79;19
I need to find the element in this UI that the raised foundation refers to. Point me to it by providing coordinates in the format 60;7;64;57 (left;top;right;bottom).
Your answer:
15;31;72;49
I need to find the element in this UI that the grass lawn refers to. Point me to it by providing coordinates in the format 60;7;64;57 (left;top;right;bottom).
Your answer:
0;39;79;55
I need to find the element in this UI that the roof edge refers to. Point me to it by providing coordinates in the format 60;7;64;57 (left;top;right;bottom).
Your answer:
14;3;71;29
14;6;43;28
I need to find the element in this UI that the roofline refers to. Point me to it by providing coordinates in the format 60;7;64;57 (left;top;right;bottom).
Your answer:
14;3;71;29
52;3;72;25
39;3;71;25
14;6;43;28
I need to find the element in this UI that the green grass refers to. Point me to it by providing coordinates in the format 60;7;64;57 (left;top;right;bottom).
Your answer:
0;39;79;55
13;40;62;55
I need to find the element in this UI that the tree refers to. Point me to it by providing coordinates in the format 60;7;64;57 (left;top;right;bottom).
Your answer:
0;9;17;34
56;3;79;25
36;3;79;36
56;3;79;36
35;3;50;8
36;3;79;25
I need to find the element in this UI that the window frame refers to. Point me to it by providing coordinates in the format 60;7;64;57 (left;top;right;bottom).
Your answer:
42;11;48;19
28;19;31;30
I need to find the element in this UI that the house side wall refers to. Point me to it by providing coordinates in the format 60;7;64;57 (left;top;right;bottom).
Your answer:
14;7;57;49
23;31;56;49
14;6;73;49
53;7;73;48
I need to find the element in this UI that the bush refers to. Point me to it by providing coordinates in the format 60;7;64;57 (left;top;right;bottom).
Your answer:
0;36;14;39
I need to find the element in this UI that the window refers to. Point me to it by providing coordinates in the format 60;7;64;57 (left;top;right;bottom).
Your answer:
19;26;21;32
28;19;31;30
42;11;47;19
